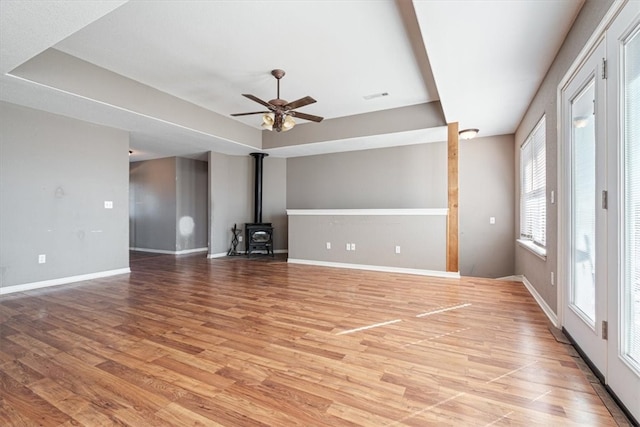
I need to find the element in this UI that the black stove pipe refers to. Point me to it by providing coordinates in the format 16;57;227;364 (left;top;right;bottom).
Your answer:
250;152;268;224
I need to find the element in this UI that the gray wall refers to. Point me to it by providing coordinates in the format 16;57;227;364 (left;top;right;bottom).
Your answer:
0;102;129;288
287;137;515;277
130;157;208;252
130;158;177;251
287;143;447;209
209;153;287;255
176;158;208;251
209;152;251;255
514;0;614;312
263;156;288;251
460;135;515;278
288;214;446;271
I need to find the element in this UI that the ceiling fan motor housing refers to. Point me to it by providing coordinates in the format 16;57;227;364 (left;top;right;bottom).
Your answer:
269;98;288;108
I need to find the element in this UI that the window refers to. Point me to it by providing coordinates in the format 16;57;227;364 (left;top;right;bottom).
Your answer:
622;27;640;371
520;116;546;254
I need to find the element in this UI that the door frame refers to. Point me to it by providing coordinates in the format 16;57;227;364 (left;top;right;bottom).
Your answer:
557;0;640;422
557;0;626;340
606;3;640;421
559;36;608;377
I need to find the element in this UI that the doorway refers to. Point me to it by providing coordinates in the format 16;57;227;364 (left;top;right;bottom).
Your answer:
559;1;640;421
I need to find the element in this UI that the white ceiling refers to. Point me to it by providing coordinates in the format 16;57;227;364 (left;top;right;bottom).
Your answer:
0;0;584;160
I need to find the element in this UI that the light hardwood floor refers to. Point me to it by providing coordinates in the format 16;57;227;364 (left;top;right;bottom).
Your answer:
0;253;621;426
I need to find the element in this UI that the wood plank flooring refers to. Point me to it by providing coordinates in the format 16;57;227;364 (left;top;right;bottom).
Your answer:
0;253;620;426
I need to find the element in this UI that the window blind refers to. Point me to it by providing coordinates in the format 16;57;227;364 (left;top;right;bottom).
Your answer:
520;116;547;247
623;29;639;367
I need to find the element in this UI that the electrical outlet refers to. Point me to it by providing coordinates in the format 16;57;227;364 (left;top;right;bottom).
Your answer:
326;242;331;249
346;243;351;251
489;216;496;225
351;243;356;251
238;236;243;242
38;254;46;264
104;201;113;209
395;246;401;254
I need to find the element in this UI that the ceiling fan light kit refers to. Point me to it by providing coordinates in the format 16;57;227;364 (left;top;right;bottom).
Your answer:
282;115;295;131
231;69;324;132
458;128;479;140
262;113;275;130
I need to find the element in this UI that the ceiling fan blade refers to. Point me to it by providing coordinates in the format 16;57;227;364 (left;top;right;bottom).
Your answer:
242;94;272;108
293;112;324;123
284;96;316;110
231;111;269;117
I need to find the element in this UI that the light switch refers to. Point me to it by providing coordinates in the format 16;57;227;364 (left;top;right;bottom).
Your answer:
489;217;496;225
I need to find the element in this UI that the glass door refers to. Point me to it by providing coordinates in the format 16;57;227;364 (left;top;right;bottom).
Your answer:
571;80;597;324
606;2;640;421
561;38;608;376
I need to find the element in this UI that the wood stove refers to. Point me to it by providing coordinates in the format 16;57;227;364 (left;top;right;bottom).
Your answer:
245;223;273;257
245;153;274;257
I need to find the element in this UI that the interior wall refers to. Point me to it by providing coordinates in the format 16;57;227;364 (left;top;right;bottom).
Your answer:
208;153;287;256
208;152;251;255
288;213;447;271
176;157;208;251
287;143;448;209
129;157;177;251
286;139;515;278
459;135;515;278
263;156;287;251
0;102;129;289
130;157;208;252
514;0;614;312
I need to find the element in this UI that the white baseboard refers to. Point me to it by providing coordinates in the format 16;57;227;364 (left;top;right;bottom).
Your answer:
130;247;175;254
130;247;208;255
497;275;522;281
0;268;131;295
175;247;208;255
501;274;559;327
208;252;228;259
287;258;460;279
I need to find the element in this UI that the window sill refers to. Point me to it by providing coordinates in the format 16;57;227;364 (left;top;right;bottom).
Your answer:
517;239;547;261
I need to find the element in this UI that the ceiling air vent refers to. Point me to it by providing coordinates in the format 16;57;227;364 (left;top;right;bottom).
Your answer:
363;92;389;100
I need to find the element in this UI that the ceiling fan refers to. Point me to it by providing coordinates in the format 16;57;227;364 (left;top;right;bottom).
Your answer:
231;69;324;132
